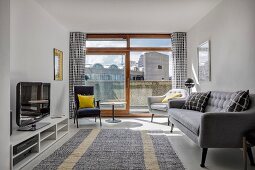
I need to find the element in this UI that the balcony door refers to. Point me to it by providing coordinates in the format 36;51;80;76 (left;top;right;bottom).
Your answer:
130;51;172;113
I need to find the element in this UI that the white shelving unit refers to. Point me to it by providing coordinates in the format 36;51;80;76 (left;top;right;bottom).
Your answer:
57;119;68;139
10;117;69;170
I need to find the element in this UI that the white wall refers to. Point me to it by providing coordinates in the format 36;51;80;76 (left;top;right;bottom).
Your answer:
0;0;10;169
11;0;69;128
187;0;255;93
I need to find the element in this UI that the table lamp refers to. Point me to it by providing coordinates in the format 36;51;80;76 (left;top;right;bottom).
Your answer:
185;78;195;95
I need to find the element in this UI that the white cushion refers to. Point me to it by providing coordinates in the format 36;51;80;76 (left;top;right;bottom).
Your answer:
165;89;188;99
151;103;168;112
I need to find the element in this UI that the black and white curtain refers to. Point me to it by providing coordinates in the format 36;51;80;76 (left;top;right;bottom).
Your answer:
69;32;86;118
171;32;187;89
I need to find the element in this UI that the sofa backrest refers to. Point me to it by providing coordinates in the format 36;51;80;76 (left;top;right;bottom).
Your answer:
205;91;236;112
205;91;255;112
248;94;255;111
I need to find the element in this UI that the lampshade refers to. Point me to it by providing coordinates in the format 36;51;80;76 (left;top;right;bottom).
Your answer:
185;78;195;88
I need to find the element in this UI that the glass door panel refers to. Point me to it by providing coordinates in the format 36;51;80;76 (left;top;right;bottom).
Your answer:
85;54;126;110
130;51;173;113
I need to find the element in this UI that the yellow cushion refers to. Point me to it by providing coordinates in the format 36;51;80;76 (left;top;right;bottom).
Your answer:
78;95;95;108
162;93;182;103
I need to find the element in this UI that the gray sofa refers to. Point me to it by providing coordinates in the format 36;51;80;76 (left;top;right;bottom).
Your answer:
168;91;255;167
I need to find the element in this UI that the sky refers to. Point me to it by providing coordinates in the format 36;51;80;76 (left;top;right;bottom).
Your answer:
86;55;124;66
86;39;172;48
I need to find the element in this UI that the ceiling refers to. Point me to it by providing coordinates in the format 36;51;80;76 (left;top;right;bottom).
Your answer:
35;0;222;33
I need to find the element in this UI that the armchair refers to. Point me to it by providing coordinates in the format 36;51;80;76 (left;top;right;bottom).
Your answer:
74;86;102;128
147;89;188;124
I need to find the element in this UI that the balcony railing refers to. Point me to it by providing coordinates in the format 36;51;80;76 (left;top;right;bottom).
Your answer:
130;80;171;106
85;80;172;111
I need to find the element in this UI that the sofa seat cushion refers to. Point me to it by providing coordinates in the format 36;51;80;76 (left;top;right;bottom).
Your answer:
151;103;168;112
169;108;204;135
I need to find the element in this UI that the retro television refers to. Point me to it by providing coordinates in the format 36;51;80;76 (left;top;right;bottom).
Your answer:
16;82;51;131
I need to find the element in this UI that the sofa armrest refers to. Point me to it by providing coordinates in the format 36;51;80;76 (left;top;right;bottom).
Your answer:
168;99;186;109
199;111;255;148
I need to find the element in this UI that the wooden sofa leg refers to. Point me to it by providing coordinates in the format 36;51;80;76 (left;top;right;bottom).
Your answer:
247;147;255;165
200;148;208;168
243;137;248;170
170;123;174;133
151;114;154;122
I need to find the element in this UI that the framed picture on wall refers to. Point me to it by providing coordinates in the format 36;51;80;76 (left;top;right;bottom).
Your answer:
198;40;211;81
54;48;63;81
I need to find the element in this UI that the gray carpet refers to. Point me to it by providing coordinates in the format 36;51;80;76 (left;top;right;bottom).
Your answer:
34;129;185;170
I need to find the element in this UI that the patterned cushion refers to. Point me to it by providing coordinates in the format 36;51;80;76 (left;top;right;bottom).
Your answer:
183;92;211;112
226;90;250;112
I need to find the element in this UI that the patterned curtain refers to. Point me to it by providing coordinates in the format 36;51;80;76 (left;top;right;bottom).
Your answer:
69;32;86;118
171;32;187;89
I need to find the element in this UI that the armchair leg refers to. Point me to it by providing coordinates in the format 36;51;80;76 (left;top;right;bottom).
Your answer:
151;114;154;122
247;147;255;165
170;123;174;133
200;148;208;168
76;116;79;128
74;111;77;124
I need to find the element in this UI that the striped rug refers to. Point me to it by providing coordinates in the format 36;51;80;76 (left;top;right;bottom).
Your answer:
34;129;185;170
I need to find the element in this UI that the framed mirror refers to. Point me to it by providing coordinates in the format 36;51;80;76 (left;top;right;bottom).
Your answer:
198;40;211;81
54;48;63;81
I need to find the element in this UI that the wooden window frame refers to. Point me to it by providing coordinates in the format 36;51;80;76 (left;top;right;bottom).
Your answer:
86;34;172;116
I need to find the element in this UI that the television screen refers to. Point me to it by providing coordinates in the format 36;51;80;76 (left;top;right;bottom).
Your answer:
16;82;50;127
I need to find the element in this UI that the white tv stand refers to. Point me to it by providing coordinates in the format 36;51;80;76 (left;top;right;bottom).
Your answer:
10;117;69;170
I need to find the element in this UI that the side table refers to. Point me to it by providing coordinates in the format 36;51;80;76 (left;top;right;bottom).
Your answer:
100;102;126;123
243;130;255;170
